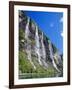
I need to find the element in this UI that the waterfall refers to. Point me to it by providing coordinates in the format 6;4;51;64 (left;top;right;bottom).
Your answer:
41;32;46;59
35;25;42;65
25;17;30;40
25;17;36;69
41;32;48;67
49;40;60;72
25;17;31;60
54;53;62;65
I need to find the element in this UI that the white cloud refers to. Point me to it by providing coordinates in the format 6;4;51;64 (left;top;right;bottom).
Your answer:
60;17;63;23
61;31;63;37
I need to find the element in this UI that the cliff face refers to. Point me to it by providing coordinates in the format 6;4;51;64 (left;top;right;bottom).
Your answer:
19;11;63;79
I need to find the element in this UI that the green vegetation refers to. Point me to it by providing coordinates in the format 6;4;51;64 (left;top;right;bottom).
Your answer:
19;28;25;50
19;28;25;41
19;50;58;79
19;51;35;73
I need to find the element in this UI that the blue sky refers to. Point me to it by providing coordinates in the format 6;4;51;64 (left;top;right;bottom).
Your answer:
23;10;63;54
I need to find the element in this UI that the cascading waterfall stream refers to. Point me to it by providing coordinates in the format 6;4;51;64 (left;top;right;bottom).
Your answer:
35;25;42;65
49;40;60;72
41;32;46;59
41;32;48;67
25;17;36;69
25;17;31;60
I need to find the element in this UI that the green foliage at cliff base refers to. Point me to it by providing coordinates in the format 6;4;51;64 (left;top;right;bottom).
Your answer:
19;51;58;79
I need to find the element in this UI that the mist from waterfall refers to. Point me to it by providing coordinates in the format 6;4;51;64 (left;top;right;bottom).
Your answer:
49;40;60;72
35;25;42;65
25;17;36;69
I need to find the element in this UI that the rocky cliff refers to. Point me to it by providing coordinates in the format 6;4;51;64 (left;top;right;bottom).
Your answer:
19;11;63;79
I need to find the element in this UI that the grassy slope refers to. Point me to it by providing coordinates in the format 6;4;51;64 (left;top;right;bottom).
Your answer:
19;50;58;79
